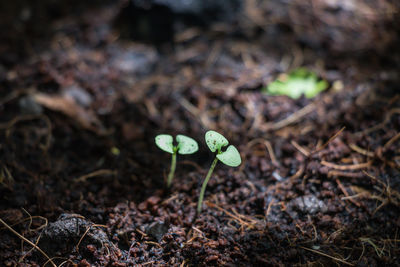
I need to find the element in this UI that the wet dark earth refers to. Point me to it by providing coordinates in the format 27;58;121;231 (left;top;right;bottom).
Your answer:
1;1;400;266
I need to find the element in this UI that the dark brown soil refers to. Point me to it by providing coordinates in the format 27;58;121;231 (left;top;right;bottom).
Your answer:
1;1;400;266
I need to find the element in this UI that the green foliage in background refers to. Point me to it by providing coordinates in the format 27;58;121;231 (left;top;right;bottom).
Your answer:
263;68;328;99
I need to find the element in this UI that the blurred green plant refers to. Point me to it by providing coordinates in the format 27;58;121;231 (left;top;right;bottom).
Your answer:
155;134;198;187
197;130;241;213
263;68;328;99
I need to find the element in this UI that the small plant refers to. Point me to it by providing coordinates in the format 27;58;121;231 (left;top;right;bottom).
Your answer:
197;130;241;213
155;134;198;187
263;68;328;99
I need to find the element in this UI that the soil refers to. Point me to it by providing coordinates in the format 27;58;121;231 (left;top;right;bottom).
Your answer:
1;1;400;266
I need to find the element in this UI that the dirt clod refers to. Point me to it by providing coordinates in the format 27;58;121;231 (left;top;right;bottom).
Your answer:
38;214;110;257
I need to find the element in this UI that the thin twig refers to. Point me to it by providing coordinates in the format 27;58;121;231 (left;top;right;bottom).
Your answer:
179;97;214;129
246;138;278;164
75;224;107;252
265;199;275;218
356;108;400;136
336;178;361;207
74;169;117;183
311;127;346;156
328;171;365;178
269;103;316;131
291;140;311;157
19;209;48;263
349;144;375;157
383;132;400;151
205;201;260;229
321;160;372;171
144;241;162;248
0;218;56;267
300;246;354;266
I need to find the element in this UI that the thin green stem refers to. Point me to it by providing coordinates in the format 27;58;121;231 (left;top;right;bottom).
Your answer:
197;157;219;213
167;152;177;187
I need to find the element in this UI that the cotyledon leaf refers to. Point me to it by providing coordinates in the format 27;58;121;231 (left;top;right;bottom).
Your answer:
205;130;229;152
176;134;198;155
216;145;241;167
155;134;174;154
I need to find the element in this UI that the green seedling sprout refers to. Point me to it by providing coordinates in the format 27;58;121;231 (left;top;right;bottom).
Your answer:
197;130;241;213
155;134;198;187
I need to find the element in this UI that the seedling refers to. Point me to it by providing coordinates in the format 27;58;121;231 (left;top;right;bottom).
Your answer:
197;130;241;213
263;68;328;99
155;134;198;187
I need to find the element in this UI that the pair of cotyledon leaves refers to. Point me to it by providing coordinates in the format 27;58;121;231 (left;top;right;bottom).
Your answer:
205;131;241;167
155;131;241;167
155;134;199;155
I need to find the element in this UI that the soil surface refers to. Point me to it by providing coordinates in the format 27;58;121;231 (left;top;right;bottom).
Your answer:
1;1;400;266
